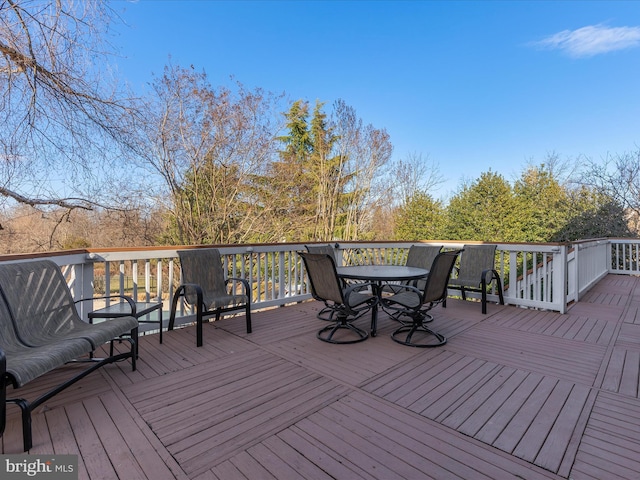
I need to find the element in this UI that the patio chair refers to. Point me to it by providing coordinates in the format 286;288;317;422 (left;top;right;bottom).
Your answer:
299;252;377;344
169;249;252;347
382;244;441;322
380;250;461;347
445;244;504;314
306;244;341;321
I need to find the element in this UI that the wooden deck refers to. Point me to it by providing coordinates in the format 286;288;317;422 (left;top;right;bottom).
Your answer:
3;274;640;479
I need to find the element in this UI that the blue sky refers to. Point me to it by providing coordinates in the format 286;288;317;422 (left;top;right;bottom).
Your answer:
112;1;640;198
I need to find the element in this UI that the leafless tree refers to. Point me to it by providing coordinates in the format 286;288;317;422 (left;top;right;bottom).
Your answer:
136;64;283;245
0;0;138;211
331;100;393;240
393;151;444;206
580;150;640;233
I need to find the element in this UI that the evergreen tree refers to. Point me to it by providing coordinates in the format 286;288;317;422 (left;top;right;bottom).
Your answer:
267;100;317;240
394;191;445;240
444;171;515;242
553;187;631;241
309;101;342;240
512;164;570;243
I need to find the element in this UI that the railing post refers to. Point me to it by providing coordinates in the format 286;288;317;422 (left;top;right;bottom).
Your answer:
566;245;577;305
507;250;519;303
278;252;286;300
608;240;615;273
71;261;95;320
552;245;567;314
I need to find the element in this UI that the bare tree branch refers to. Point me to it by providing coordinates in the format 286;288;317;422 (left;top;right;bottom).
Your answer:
0;185;107;210
0;0;139;210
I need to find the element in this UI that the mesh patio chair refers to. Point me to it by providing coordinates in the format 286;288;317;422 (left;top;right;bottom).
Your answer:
300;252;377;344
382;245;442;322
169;249;251;347
305;244;341;321
445;244;504;314
381;250;461;347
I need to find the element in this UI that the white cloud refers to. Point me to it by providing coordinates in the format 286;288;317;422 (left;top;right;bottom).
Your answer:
532;24;640;57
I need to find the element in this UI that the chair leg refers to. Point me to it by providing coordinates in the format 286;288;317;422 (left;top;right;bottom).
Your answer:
316;306;337;321
6;398;32;452
130;328;138;370
317;315;368;344
480;270;504;314
196;304;204;347
245;304;252;334
494;270;505;305
391;315;446;348
168;288;184;331
481;283;488;314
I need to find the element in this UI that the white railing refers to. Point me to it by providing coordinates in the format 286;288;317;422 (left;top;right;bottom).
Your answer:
609;238;640;275
0;238;637;322
567;239;610;303
82;244;314;323
335;241;569;312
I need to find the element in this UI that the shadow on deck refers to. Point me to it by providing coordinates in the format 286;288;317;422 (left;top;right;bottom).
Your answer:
2;274;640;479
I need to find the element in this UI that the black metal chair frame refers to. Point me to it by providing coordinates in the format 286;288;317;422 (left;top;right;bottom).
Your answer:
300;252;377;344
381;250;462;348
169;249;252;347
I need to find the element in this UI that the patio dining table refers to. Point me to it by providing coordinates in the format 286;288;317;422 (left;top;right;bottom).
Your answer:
336;265;429;336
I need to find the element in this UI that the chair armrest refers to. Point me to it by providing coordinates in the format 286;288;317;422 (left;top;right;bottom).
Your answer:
225;277;251;297
450;265;460;280
379;283;423;311
481;268;500;284
169;283;204;328
173;283;204;304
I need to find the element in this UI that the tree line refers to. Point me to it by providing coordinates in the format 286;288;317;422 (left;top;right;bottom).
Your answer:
0;1;637;254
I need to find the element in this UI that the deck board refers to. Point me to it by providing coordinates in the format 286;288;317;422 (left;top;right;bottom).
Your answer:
3;273;640;479
572;391;640;479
